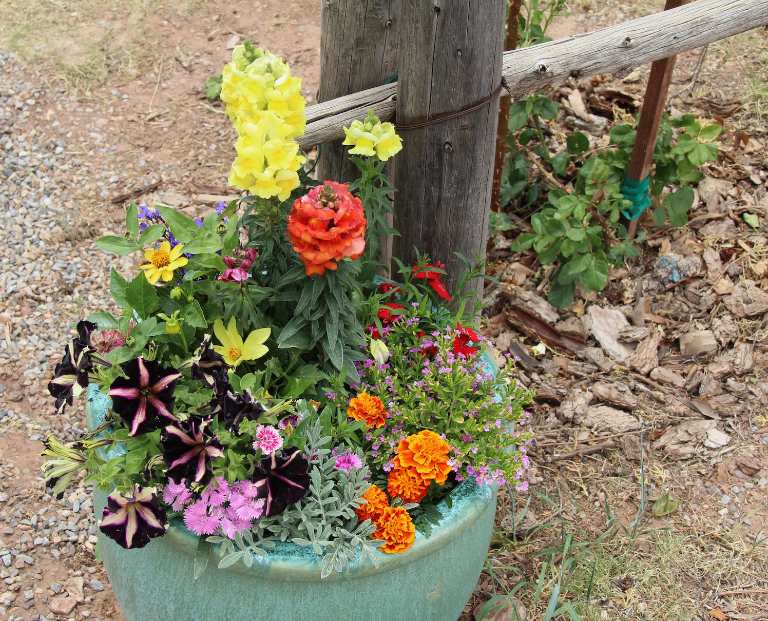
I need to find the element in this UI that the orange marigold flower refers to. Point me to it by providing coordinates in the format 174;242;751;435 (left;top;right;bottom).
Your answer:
373;506;415;554
355;484;389;523
396;430;452;485
347;392;387;428
286;181;366;276
387;465;429;503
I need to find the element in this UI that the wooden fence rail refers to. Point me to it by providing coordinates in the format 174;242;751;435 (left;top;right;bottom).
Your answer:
300;0;768;149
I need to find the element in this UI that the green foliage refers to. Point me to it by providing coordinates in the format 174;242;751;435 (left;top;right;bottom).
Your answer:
506;109;721;307
518;0;567;48
359;318;532;486
348;154;397;281
203;74;223;101
217;418;378;578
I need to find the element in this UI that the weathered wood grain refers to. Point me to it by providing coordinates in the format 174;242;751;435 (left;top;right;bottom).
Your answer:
299;0;768;149
392;0;505;295
317;0;399;181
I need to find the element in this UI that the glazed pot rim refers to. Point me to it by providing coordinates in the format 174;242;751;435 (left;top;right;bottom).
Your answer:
135;479;495;582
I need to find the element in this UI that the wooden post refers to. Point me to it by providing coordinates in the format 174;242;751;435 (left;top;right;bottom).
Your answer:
393;0;505;296
626;0;687;238
491;0;523;214
317;0;399;183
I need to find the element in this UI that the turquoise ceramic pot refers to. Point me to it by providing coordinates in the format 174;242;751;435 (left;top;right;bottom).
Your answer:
86;389;497;621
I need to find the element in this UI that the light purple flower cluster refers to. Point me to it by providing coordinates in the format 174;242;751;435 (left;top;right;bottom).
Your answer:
183;477;265;539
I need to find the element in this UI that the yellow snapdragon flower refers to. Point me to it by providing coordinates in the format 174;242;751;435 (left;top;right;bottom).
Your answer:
343;112;403;162
139;241;188;285
212;317;270;367
221;44;306;201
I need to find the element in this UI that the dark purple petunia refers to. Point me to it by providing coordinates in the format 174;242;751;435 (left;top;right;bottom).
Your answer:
191;336;265;432
99;487;167;549
75;320;97;348
215;390;266;432
191;336;229;400
251;449;310;517
108;357;181;436
47;321;98;414
161;418;224;484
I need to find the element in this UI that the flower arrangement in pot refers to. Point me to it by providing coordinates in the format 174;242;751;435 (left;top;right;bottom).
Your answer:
42;43;532;621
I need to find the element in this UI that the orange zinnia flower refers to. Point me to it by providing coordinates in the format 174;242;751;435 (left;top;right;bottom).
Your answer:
286;181;366;276
347;392;387;428
373;506;415;554
355;484;389;523
387;465;430;503
396;430;452;485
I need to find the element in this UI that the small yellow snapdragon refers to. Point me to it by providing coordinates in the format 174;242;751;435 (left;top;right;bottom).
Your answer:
343;112;403;162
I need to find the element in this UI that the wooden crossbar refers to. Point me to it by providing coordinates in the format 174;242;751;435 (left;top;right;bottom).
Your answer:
299;0;768;148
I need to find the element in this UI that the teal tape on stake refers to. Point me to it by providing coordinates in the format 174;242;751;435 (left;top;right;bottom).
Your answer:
620;176;652;221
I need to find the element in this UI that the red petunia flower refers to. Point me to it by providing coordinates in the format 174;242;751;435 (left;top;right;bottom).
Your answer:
453;324;480;357
413;260;452;301
286;181;366;276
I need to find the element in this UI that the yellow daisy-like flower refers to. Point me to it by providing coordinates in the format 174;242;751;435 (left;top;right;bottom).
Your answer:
212;317;271;367
139;241;188;285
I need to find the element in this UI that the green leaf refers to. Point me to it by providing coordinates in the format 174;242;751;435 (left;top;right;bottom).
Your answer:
282;365;324;398
87;311;118;329
743;213;760;229
184;234;223;255
95;235;139;256
566;132;589;155
507;102;529;132
676;159;702;185
110;269;129;308
652;490;679;517
551;151;570;177
609;124;635;148
687;142;718;166
124;273;160;318
579;258;609;291
565;227;586;242
698;123;723;142
203;74;222;102
277;317;309;349
126;203;139;239
193;539;211;580
548;280;575;308
157;206;199;243
533;96;559;120
137;224;166;247
663;186;694;227
184;300;207;329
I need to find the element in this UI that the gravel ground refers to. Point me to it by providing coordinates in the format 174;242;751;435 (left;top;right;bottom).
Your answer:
0;51;125;621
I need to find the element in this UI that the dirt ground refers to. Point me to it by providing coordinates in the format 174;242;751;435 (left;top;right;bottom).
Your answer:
0;1;766;620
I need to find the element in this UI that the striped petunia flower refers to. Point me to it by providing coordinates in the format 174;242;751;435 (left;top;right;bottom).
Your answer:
108;357;181;436
99;487;167;549
161;418;224;484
